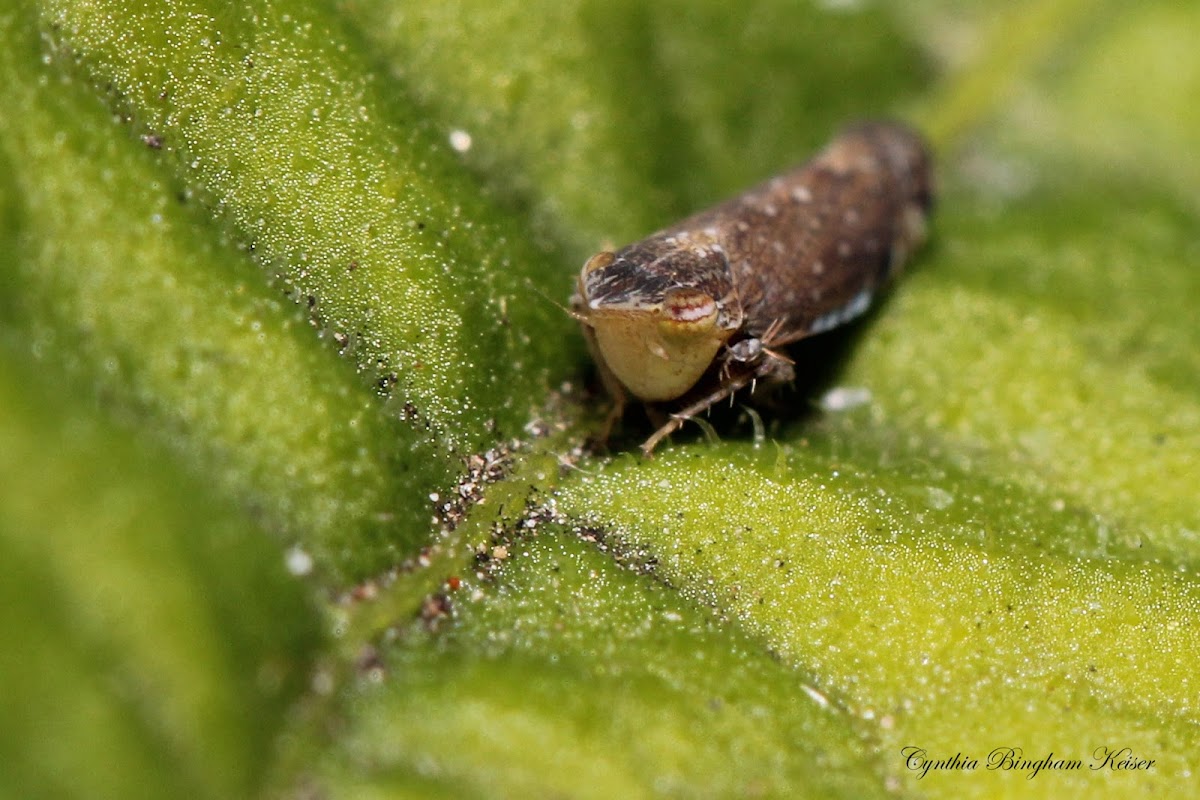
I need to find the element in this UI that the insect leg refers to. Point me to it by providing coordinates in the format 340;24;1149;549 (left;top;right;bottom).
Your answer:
577;308;633;450
595;383;628;450
640;345;797;455
640;370;756;456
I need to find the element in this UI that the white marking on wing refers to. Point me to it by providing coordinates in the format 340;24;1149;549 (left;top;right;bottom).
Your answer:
808;288;874;334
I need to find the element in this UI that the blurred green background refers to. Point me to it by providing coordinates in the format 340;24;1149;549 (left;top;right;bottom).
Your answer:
2;1;1198;797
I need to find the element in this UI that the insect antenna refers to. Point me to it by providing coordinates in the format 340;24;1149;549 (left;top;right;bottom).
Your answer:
763;348;794;366
522;277;589;323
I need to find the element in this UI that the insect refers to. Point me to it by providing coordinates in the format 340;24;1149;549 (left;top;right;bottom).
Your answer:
572;121;933;455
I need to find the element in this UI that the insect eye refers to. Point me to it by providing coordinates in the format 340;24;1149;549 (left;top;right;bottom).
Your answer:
581;251;616;277
658;287;718;335
728;338;762;363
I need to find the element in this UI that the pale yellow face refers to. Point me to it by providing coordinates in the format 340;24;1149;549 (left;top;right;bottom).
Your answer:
578;253;734;402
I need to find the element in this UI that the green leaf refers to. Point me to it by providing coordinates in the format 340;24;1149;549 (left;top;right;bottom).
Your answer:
325;535;889;799
36;0;581;451
2;0;1198;798
0;344;322;799
338;0;930;249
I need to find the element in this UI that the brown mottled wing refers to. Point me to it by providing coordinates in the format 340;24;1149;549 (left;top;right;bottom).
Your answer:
582;236;741;330
658;121;933;344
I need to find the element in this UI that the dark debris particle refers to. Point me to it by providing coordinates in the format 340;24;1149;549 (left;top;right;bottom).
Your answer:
376;372;398;395
427;445;515;535
419;592;453;631
355;644;384;676
141;133;163;149
349;580;379;602
346;395;594;627
523;419;551;438
337;562;405;608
